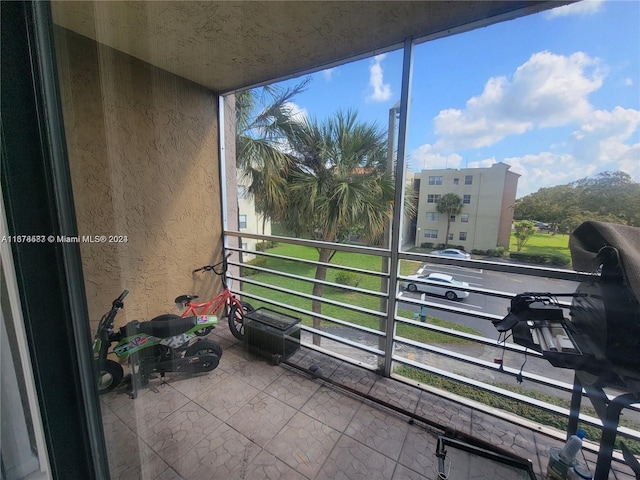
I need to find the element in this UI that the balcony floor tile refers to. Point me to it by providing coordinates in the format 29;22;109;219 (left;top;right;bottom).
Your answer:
99;333;635;480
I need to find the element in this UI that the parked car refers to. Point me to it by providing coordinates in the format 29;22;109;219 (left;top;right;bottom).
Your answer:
430;248;471;260
402;272;470;300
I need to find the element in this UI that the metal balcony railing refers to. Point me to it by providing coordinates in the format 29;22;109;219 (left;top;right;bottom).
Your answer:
224;230;640;456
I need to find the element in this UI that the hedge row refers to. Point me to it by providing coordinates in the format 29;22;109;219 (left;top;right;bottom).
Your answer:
420;242;467;251
508;251;570;266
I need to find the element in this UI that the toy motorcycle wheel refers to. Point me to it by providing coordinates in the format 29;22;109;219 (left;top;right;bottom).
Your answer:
185;339;222;372
97;359;124;395
227;301;254;341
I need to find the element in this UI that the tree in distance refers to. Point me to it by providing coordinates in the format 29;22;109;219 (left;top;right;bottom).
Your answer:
436;193;464;248
513;220;537;252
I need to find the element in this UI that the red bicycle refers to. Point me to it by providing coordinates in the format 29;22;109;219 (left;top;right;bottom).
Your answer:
174;254;254;340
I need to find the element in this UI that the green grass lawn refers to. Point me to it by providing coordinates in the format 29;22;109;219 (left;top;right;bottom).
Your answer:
241;243;479;343
509;231;571;259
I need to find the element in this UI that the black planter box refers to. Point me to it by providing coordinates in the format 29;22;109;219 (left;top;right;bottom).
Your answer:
244;308;301;364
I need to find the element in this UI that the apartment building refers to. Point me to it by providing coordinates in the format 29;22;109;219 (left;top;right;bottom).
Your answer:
237;181;271;260
414;163;519;251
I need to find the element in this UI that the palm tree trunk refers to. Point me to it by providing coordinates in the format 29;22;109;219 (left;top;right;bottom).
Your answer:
445;219;451;248
312;247;333;345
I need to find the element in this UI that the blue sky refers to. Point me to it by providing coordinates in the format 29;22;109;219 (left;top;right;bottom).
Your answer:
274;0;639;198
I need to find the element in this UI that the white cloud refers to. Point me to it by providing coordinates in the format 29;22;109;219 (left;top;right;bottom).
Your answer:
283;101;308;123
409;144;463;171
468;158;500;169
367;54;392;102
624;77;633;87
572;106;640;169
546;0;604;18
432;51;605;151
502;106;640;196
504;152;586;196
322;67;336;81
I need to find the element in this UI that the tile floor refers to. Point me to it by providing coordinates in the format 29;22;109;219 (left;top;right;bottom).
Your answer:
99;327;636;480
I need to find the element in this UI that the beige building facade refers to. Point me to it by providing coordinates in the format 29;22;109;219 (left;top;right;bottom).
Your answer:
414;163;519;251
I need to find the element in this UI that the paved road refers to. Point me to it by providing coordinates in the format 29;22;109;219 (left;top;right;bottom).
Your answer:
398;261;579;339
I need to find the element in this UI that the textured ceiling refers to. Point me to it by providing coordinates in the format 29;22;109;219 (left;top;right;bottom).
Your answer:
51;1;567;94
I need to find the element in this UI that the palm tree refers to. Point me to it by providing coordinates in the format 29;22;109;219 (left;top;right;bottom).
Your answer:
268;110;411;344
235;80;310;235
436;193;464;248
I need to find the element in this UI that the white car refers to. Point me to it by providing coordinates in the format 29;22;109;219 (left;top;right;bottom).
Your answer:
403;272;470;300
430;248;471;260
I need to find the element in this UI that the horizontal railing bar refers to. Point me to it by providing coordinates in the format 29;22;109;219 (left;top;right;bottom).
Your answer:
239;275;386;318
225;230;390;258
397;274;554;301
394;356;640;441
395;335;574;392
398;275;516;300
231;247;388;278
397;292;504;322
390;355;623;435
394;314;544;356
302;325;385;356
397;251;593;282
228;260;387;298
232;290;386;337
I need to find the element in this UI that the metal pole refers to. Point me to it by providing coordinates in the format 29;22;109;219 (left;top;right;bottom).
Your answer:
378;103;400;370
383;37;414;376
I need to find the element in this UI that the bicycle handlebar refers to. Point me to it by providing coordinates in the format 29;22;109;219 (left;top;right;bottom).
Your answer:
193;253;233;275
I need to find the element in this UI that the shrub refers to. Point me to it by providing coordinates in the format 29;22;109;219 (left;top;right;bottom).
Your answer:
485;246;505;257
334;271;362;288
420;242;434;249
241;256;267;276
255;241;278;252
509;251;570;266
471;249;486;256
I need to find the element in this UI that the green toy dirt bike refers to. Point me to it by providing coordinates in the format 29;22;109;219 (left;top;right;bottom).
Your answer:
93;290;222;398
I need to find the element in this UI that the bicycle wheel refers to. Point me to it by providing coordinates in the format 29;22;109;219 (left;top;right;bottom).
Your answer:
227;301;254;341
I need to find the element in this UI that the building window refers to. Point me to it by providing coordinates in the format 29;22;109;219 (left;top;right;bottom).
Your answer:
453;178;459;185
424;229;438;238
463;194;471;204
242;242;248;251
449;215;455;222
239;214;247;228
448;233;454;241
427;194;441;203
460;213;469;223
465;175;473;185
428;175;443;185
459;232;467;241
426;212;439;221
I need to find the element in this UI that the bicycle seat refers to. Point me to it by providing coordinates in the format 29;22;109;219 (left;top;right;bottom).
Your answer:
136;314;198;338
174;294;199;305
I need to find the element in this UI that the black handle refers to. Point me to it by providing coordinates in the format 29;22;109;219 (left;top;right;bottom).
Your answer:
112;290;128;308
193;253;233;275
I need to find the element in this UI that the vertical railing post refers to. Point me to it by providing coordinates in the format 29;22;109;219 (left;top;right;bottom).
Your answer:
383;37;414;376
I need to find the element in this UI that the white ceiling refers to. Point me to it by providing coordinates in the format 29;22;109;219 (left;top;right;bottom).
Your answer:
51;1;569;94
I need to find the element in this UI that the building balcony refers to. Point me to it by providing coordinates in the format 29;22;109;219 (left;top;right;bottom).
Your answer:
97;233;638;480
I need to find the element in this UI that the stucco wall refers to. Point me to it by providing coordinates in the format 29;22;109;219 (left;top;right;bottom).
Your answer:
54;28;223;329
